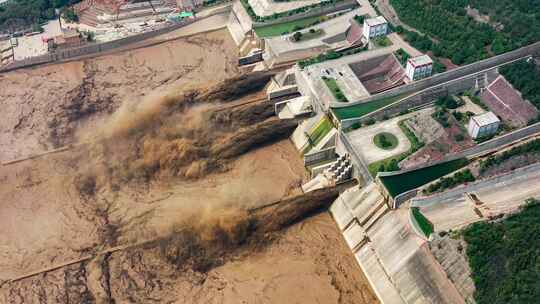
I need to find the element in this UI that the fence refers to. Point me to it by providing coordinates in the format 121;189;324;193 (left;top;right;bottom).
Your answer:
0;18;198;73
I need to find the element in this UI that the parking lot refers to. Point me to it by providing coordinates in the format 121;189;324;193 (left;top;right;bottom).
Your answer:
12;20;62;60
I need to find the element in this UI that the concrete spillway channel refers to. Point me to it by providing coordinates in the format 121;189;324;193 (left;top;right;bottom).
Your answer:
329;183;467;304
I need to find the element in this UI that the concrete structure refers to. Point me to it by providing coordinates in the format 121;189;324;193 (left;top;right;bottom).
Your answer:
295;49;409;110
263;9;362;67
53;29;85;49
347;115;412;163
362;16;387;41
329;184;466;303
405;54;432;81
248;0;321;17
467;111;500;139
177;0;203;11
411;162;540;231
293;32;422;111
345;17;365;46
275;95;313;119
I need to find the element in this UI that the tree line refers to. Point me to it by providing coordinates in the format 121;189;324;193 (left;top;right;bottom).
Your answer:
0;0;80;33
499;60;540;113
463;199;540;304
389;0;540;65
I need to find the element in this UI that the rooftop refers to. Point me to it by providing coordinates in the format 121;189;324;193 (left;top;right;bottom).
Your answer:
408;54;433;67
61;29;81;39
471;111;500;126
365;16;387;27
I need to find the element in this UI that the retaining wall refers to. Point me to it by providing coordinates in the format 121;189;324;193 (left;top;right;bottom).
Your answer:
0;19;197;73
332;41;540;108
338;69;499;129
338;132;372;184
251;0;357;28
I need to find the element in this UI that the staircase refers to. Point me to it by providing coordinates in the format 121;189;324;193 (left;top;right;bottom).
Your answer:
325;153;353;183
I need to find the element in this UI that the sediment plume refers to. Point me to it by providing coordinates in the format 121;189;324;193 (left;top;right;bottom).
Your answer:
73;71;291;193
126;184;348;275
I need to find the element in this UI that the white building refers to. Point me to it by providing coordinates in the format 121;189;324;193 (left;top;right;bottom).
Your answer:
467;112;500;139
362;16;388;41
406;55;433;81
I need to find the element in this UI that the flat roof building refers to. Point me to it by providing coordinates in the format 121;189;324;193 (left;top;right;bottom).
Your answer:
406;54;433;81
467;111;500;139
362;16;388;41
53;29;84;49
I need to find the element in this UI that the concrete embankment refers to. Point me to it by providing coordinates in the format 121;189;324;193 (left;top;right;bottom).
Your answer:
329;183;467;303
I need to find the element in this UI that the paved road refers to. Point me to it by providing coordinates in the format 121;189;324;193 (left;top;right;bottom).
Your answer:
411;162;540;231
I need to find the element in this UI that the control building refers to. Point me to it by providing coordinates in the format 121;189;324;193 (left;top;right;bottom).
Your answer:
406;54;433;81
467;111;500;139
362;16;388;41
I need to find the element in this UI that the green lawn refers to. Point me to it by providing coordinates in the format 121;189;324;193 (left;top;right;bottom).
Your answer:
411;207;434;238
373;36;393;47
292;29;324;42
331;92;411;120
373;132;399;150
323;77;348;102
379;158;469;198
254;16;323;37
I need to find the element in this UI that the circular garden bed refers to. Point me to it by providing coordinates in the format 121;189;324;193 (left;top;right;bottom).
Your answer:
373;132;398;150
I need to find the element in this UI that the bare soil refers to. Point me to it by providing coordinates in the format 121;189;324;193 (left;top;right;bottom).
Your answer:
402;111;474;169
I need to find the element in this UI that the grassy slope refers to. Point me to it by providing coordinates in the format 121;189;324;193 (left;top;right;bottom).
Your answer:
411;207;434;237
332;92;411;120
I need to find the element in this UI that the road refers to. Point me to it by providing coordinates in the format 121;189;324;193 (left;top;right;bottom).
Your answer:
411;162;540;232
